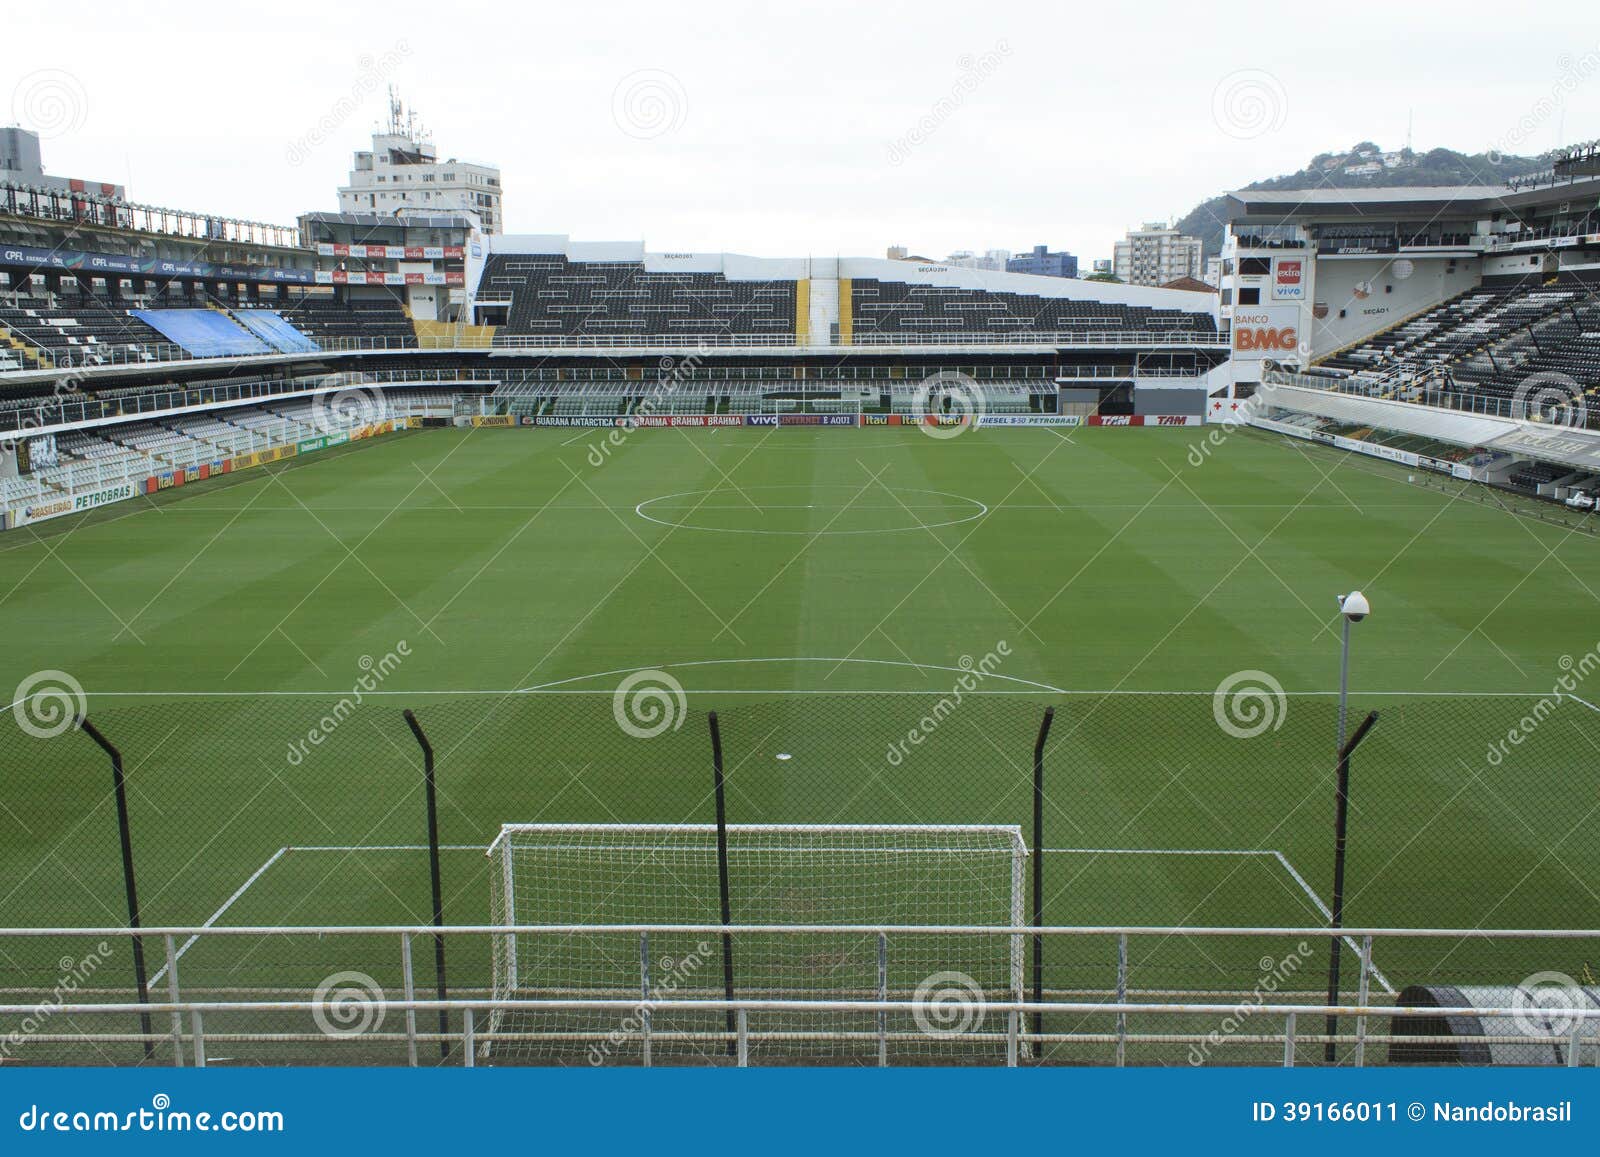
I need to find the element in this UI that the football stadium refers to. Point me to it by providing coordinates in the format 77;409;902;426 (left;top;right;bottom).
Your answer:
2;29;1599;1096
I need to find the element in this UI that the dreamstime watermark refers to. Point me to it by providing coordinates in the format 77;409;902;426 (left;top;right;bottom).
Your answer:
285;43;412;167
885;643;1011;766
910;370;987;440
1488;44;1600;162
310;385;384;436
1511;971;1595;1042
11;670;86;740
1485;645;1600;766
11;69;88;139
1510;371;1589;429
1187;941;1313;1065
1212;669;1287;739
912;970;986;1038
1210;69;1287;141
887;42;1011;166
612;70;688;140
586;941;713;1065
311;970;385;1037
285;643;411;766
587;344;711;467
0;943;114;1058
17;1094;284;1134
613;669;688;739
1;376;85;459
1186;392;1269;468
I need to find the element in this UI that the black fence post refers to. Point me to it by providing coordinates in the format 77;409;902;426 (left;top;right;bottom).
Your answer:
708;711;737;1058
1325;709;1379;1064
75;714;153;1060
1031;705;1055;1046
403;708;450;1060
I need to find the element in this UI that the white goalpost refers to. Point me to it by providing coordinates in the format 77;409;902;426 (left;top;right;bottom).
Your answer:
485;823;1027;1063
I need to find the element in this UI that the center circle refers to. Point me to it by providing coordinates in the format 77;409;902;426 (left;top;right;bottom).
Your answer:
635;484;989;535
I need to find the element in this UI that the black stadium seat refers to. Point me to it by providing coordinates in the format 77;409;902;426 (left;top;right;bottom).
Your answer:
849;279;1217;339
485;256;795;339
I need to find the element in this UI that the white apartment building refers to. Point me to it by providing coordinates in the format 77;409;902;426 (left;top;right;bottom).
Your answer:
944;248;1012;271
337;97;502;233
1112;222;1203;286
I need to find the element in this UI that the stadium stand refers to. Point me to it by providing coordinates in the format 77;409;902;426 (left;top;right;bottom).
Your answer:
1320;285;1577;375
0;474;47;504
276;292;418;347
848;279;1218;339
234;310;321;354
1507;459;1569;491
489;374;1047;420
1446;295;1600;397
483;255;797;338
1313;280;1600;415
130;309;273;358
6;386;464;503
0;296;169;367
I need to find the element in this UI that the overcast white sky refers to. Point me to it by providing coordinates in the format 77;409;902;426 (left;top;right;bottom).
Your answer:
7;0;1599;264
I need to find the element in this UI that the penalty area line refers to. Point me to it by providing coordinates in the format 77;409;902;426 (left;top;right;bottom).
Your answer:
150;846;289;986
1038;846;1395;995
148;844;489;985
1270;850;1396;995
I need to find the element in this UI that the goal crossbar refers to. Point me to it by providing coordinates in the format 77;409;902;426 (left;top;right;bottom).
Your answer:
486;822;1030;855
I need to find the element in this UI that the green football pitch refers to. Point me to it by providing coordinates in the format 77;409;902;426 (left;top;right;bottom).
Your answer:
1;423;1597;1057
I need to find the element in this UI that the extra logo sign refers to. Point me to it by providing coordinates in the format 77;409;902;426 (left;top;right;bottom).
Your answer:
1271;258;1305;300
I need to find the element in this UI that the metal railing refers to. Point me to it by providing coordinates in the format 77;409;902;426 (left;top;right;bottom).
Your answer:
1054;365;1207;380
1264;368;1600;430
4;922;1595;1068
491;330;1226;350
0;333;442;373
0;183;301;248
0;328;1228;375
0;370;499;437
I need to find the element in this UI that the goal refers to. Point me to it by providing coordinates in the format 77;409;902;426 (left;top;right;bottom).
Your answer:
485;823;1027;1064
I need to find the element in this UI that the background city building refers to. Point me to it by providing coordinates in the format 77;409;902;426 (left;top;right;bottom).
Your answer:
336;91;502;234
1006;244;1078;279
1113;222;1204;286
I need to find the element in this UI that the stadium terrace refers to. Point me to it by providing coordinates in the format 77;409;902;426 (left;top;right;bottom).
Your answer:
1;110;1598;1080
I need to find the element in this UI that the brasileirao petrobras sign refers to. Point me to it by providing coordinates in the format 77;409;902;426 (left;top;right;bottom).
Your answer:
8;482;138;528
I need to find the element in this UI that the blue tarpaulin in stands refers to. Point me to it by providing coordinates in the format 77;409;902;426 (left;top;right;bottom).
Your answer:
130;309;271;357
235;310;320;354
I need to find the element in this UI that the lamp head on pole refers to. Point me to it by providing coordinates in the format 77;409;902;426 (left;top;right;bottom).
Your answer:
1337;590;1371;623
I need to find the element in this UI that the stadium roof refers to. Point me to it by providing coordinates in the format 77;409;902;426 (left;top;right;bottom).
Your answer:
299;210;476;229
1226;176;1600;220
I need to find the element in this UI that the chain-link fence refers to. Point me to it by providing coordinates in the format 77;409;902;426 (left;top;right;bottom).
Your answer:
1;688;1596;1065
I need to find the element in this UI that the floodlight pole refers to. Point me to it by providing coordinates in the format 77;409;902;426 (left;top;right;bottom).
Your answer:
1337;615;1351;755
1326;590;1370;1064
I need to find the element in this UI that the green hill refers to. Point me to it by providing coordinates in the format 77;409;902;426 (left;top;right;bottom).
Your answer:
1176;142;1549;257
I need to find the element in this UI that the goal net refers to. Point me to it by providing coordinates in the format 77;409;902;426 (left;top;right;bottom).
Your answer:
485;823;1026;1064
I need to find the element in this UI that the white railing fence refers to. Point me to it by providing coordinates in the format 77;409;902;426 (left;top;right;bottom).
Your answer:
1264;367;1600;431
3;923;1595;1069
0;329;1231;374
